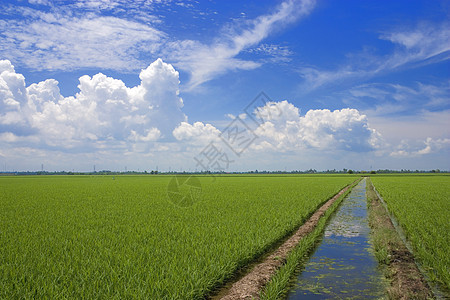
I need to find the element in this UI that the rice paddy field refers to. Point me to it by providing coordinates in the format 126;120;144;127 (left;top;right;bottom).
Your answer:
371;175;450;291
0;175;355;299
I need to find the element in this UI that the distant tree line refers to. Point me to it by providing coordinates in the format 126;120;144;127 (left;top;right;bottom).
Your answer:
0;168;445;176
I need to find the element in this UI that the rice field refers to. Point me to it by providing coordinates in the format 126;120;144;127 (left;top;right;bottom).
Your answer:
0;175;355;299
371;175;450;291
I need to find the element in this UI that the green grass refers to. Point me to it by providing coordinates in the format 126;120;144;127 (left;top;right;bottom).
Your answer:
371;175;450;292
366;178;432;299
260;180;356;299
0;174;355;299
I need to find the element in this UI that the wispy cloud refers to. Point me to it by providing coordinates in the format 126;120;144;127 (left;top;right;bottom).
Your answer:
0;10;164;71
347;81;450;116
165;0;316;89
246;43;293;63
0;0;315;87
298;22;450;90
379;22;450;67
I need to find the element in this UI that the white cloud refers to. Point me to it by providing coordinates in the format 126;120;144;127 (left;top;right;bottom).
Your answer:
1;0;314;86
246;43;293;63
298;22;450;90
173;121;220;146
347;81;450;116
165;0;316;88
248;44;293;57
28;0;51;5
254;100;300;124
169;100;385;172
0;132;40;143
364;108;450;159
2;58;448;171
167;100;386;172
0;58;186;150
251;100;383;152
379;22;450;66
0;60;31;132
72;0;174;11
128;128;161;142
391;137;450;157
225;113;247;120
366;110;450;142
0;11;164;71
298;67;360;90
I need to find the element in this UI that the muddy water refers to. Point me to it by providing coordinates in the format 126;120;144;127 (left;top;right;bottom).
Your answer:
287;178;386;299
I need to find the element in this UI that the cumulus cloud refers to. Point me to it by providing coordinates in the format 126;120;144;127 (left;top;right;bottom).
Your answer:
0;60;31;132
8;57;448;171
172;100;383;155
390;137;450;157
0;59;185;150
173;121;221;146
251;100;383;152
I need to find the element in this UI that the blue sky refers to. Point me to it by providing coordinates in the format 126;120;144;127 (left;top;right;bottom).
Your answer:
0;0;449;172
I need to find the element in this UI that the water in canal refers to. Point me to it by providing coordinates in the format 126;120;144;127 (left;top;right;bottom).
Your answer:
287;178;386;299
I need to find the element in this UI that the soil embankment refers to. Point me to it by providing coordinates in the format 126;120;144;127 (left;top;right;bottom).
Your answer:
366;178;432;299
216;180;357;299
286;178;386;299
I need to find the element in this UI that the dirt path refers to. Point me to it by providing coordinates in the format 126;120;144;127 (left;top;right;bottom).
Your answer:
217;181;357;300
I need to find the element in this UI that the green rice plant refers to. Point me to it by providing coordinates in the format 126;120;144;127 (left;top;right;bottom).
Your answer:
371;175;450;292
260;180;356;300
0;174;356;299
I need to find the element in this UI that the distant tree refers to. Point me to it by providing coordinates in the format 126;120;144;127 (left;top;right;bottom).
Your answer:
348;169;354;174
370;170;376;174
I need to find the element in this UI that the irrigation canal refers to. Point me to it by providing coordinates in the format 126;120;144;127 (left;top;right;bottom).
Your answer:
287;178;386;299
